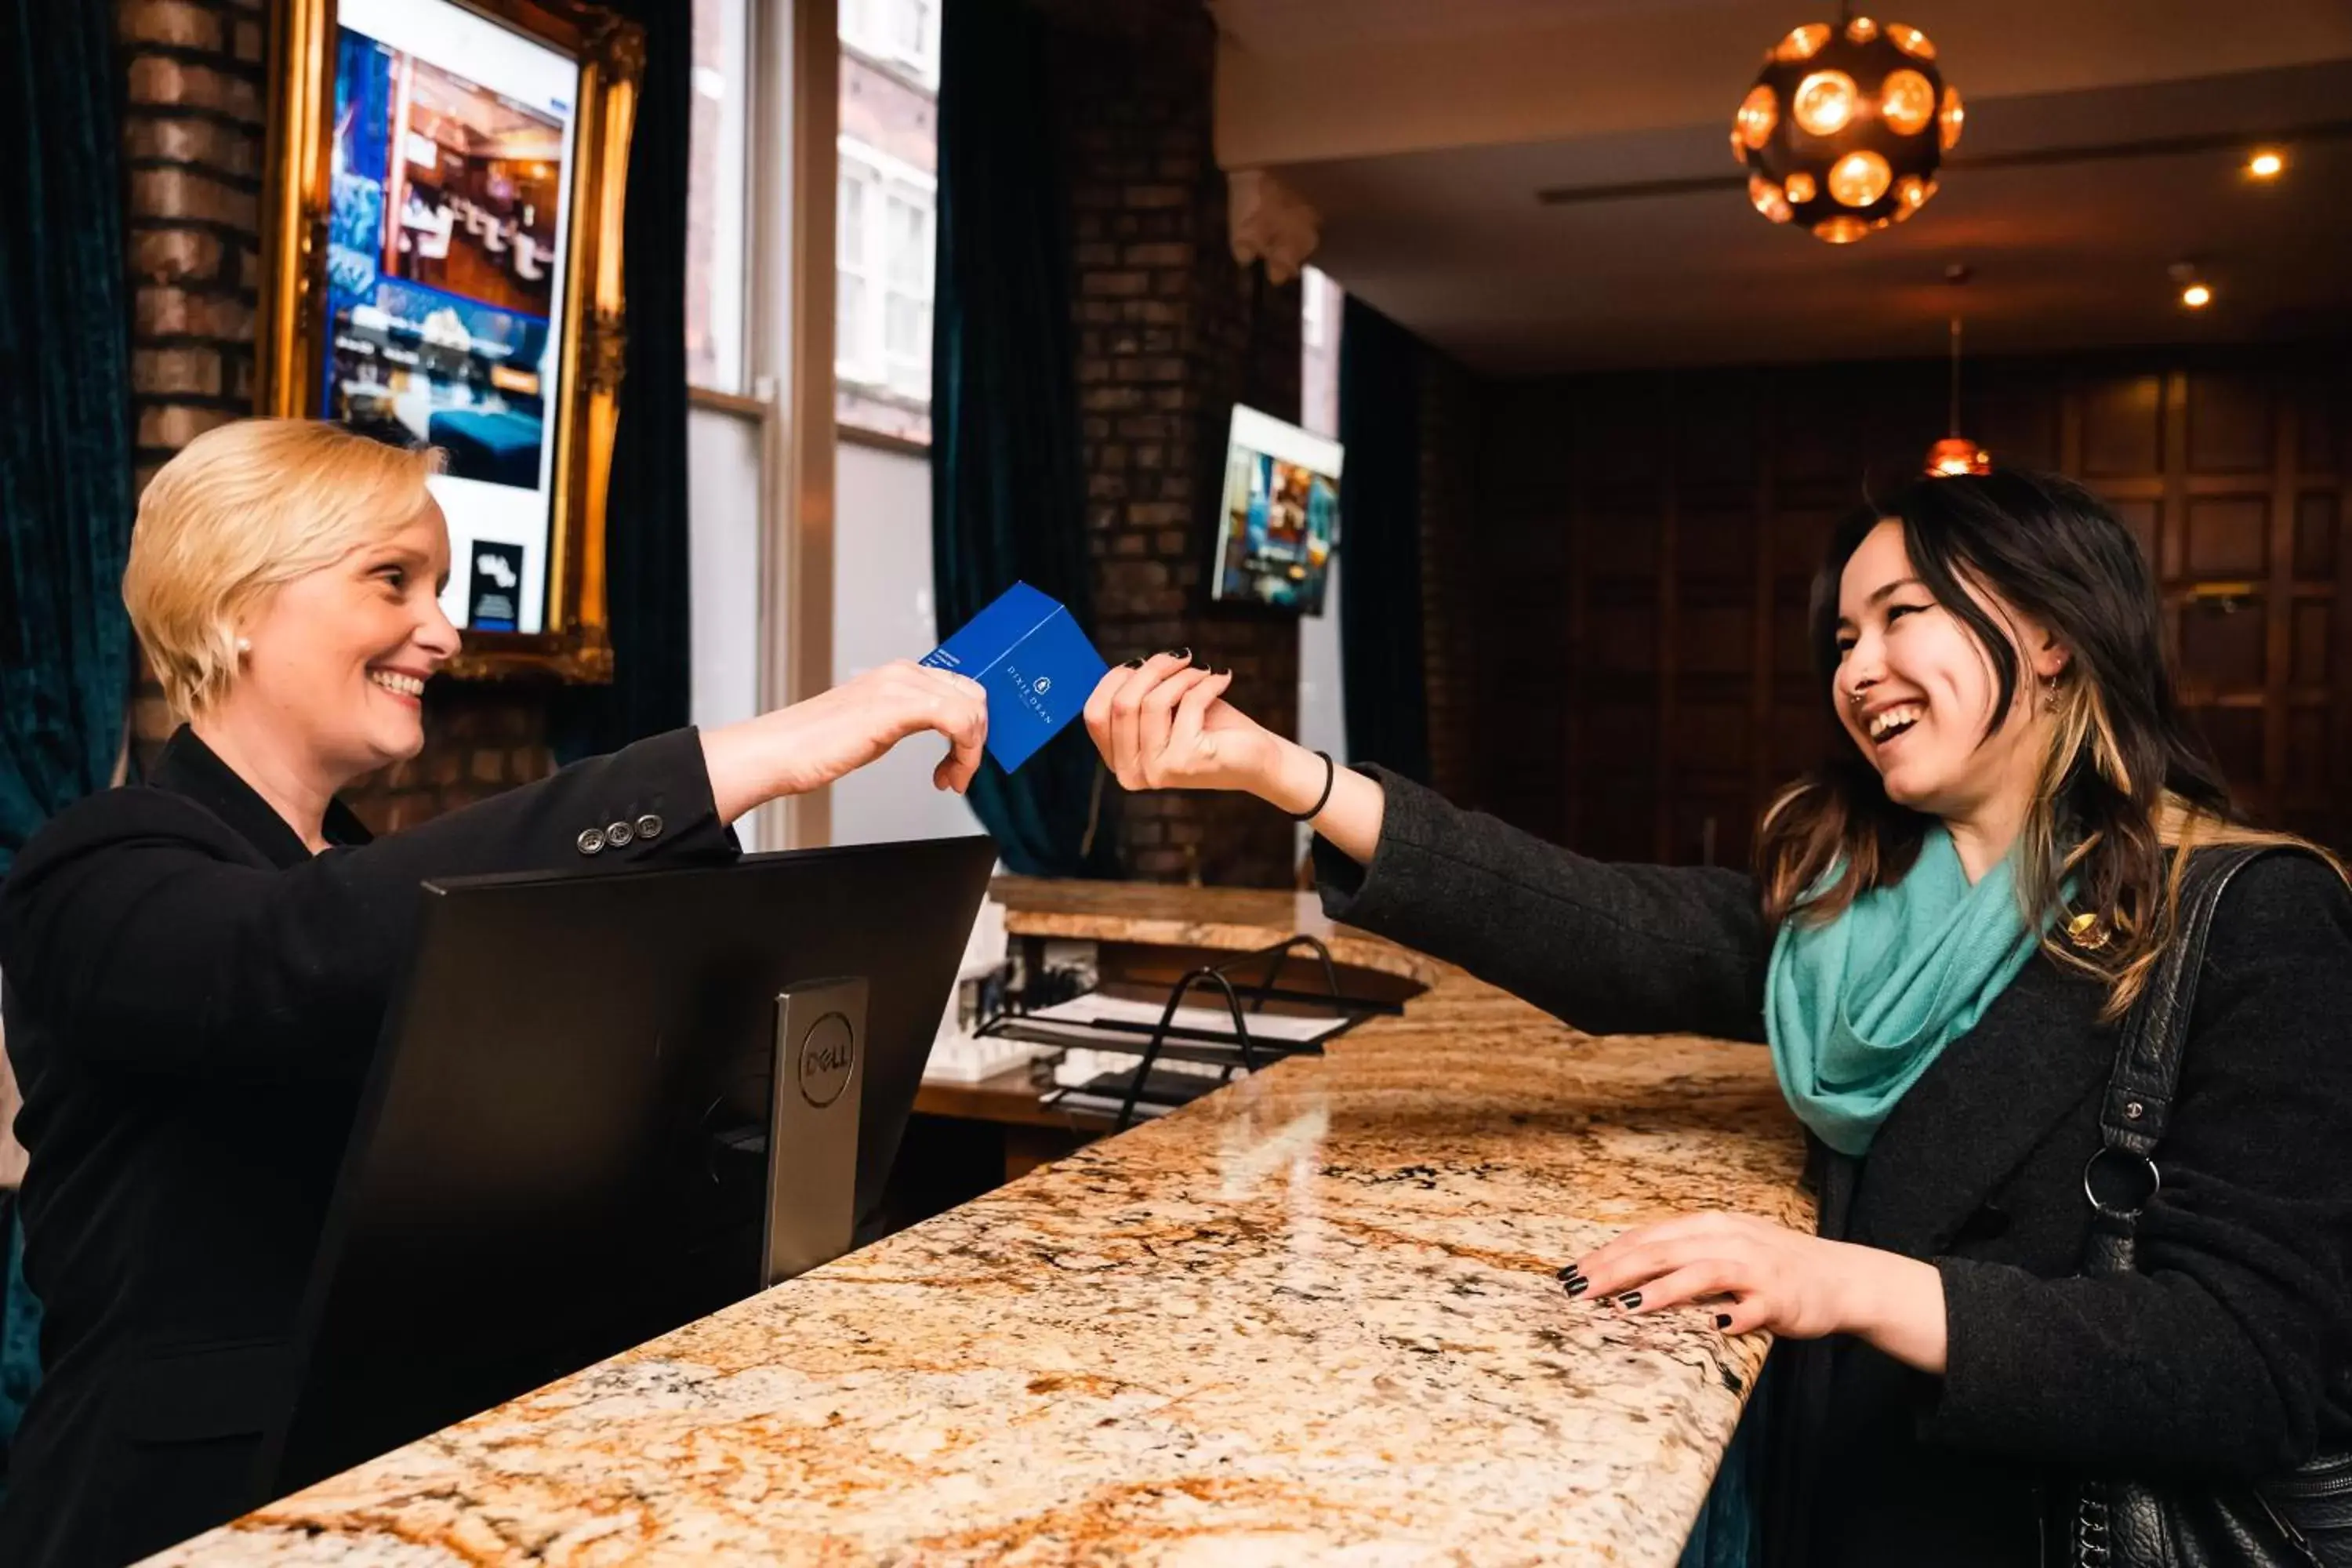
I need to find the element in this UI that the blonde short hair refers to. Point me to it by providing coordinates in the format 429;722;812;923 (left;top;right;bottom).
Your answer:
125;419;443;720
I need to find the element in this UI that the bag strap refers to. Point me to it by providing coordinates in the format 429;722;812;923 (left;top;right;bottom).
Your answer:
2097;844;2273;1158
2081;846;2278;1259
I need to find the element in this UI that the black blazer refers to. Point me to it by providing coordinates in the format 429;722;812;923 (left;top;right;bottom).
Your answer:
0;726;739;1568
1314;768;2352;1568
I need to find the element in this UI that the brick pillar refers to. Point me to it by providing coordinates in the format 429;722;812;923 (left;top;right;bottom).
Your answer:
1047;0;1304;887
117;0;556;821
121;0;270;766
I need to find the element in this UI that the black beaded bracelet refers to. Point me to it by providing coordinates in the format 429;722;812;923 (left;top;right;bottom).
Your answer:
1288;750;1337;822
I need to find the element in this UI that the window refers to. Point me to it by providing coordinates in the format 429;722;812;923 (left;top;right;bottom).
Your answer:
836;3;938;445
841;0;938;89
684;0;749;393
880;188;932;398
834;155;935;406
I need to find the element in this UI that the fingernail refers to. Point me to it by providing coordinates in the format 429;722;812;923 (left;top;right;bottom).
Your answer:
1555;1265;1580;1283
1122;657;1145;669
1616;1292;1642;1310
1163;646;1191;661
1563;1276;1589;1297
1715;1314;1733;1330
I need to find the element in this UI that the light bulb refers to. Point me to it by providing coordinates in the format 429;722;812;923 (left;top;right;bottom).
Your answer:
2248;149;2285;180
1881;70;1935;136
1926;438;1991;477
1888;23;1936;60
1939;85;1965;150
2181;282;2212;309
1737;84;1778;150
1784;170;1817;204
1773;23;1831;62
1749;174;1793;223
1792;71;1859;136
1828;150;1893;208
1846;15;1879;42
1813;216;1871;245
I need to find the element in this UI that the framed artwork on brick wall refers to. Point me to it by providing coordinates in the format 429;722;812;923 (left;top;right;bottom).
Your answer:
258;0;641;681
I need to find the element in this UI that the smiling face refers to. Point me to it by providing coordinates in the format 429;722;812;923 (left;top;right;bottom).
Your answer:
231;496;459;782
1833;518;2067;825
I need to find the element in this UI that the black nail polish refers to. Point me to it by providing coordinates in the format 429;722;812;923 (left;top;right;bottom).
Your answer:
1555;1265;1580;1282
1563;1276;1589;1297
1122;656;1145;668
1715;1314;1733;1330
1617;1291;1642;1310
1163;645;1192;661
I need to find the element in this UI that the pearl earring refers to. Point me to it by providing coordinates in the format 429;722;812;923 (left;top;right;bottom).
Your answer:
236;637;252;656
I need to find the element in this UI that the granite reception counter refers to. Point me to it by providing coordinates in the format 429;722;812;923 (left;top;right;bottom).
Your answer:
149;878;1809;1566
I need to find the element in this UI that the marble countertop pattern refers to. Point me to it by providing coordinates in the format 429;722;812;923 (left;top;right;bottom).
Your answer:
149;880;1809;1568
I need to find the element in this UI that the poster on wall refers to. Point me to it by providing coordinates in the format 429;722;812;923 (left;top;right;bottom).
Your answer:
322;0;580;636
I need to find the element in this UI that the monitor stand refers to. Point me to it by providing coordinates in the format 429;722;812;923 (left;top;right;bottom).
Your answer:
764;977;867;1287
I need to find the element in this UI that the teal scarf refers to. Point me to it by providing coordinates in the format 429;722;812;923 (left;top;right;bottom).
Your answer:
1766;827;2045;1156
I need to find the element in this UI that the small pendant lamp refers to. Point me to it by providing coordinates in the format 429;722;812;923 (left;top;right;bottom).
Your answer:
1926;316;1990;477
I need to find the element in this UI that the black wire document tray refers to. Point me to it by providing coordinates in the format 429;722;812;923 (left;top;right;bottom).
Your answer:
978;935;1400;1128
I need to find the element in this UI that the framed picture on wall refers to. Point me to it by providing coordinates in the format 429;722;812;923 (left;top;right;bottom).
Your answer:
258;0;641;681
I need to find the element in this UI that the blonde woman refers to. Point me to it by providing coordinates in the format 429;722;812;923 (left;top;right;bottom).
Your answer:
1087;470;2352;1566
0;419;989;1568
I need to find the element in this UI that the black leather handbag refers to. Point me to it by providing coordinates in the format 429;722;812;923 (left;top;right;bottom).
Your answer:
2065;846;2352;1567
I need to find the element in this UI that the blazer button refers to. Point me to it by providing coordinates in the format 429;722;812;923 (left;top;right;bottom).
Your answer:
604;819;636;848
634;812;663;840
576;827;607;855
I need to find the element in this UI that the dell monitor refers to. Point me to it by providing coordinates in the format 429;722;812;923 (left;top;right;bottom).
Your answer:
1210;403;1344;613
270;835;998;1494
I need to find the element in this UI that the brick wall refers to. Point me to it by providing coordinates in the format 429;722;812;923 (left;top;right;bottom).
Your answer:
122;0;265;499
118;0;556;821
1047;0;1304;887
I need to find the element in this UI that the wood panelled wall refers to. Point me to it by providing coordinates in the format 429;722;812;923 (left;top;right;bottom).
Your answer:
1454;349;2352;866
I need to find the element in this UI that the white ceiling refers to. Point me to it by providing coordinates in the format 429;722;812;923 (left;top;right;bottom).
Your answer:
1211;2;2352;372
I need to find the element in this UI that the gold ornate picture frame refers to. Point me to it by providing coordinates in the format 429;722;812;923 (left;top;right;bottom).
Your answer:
259;0;641;681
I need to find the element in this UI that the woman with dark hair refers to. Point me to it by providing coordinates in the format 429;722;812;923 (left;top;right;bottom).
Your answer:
1085;469;2352;1566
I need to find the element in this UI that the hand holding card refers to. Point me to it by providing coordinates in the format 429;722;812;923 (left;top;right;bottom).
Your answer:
697;659;989;822
923;583;1109;771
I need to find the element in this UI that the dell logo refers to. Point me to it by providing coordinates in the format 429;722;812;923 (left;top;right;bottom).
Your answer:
798;1011;857;1108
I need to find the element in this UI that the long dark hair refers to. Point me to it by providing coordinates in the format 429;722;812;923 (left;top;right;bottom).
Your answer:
1755;467;2332;1015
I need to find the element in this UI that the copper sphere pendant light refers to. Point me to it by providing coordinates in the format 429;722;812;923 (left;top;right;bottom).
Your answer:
1732;6;1961;243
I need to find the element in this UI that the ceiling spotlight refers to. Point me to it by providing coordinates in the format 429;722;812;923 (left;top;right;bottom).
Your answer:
2247;149;2285;180
2181;281;2213;309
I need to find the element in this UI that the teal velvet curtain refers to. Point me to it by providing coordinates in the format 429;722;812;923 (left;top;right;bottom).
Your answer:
0;1201;34;1488
1;0;131;1494
1336;296;1431;782
556;0;691;760
0;0;135;872
930;0;1113;877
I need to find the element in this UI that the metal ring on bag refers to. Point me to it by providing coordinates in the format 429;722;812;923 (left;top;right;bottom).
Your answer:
2082;1147;2161;1219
